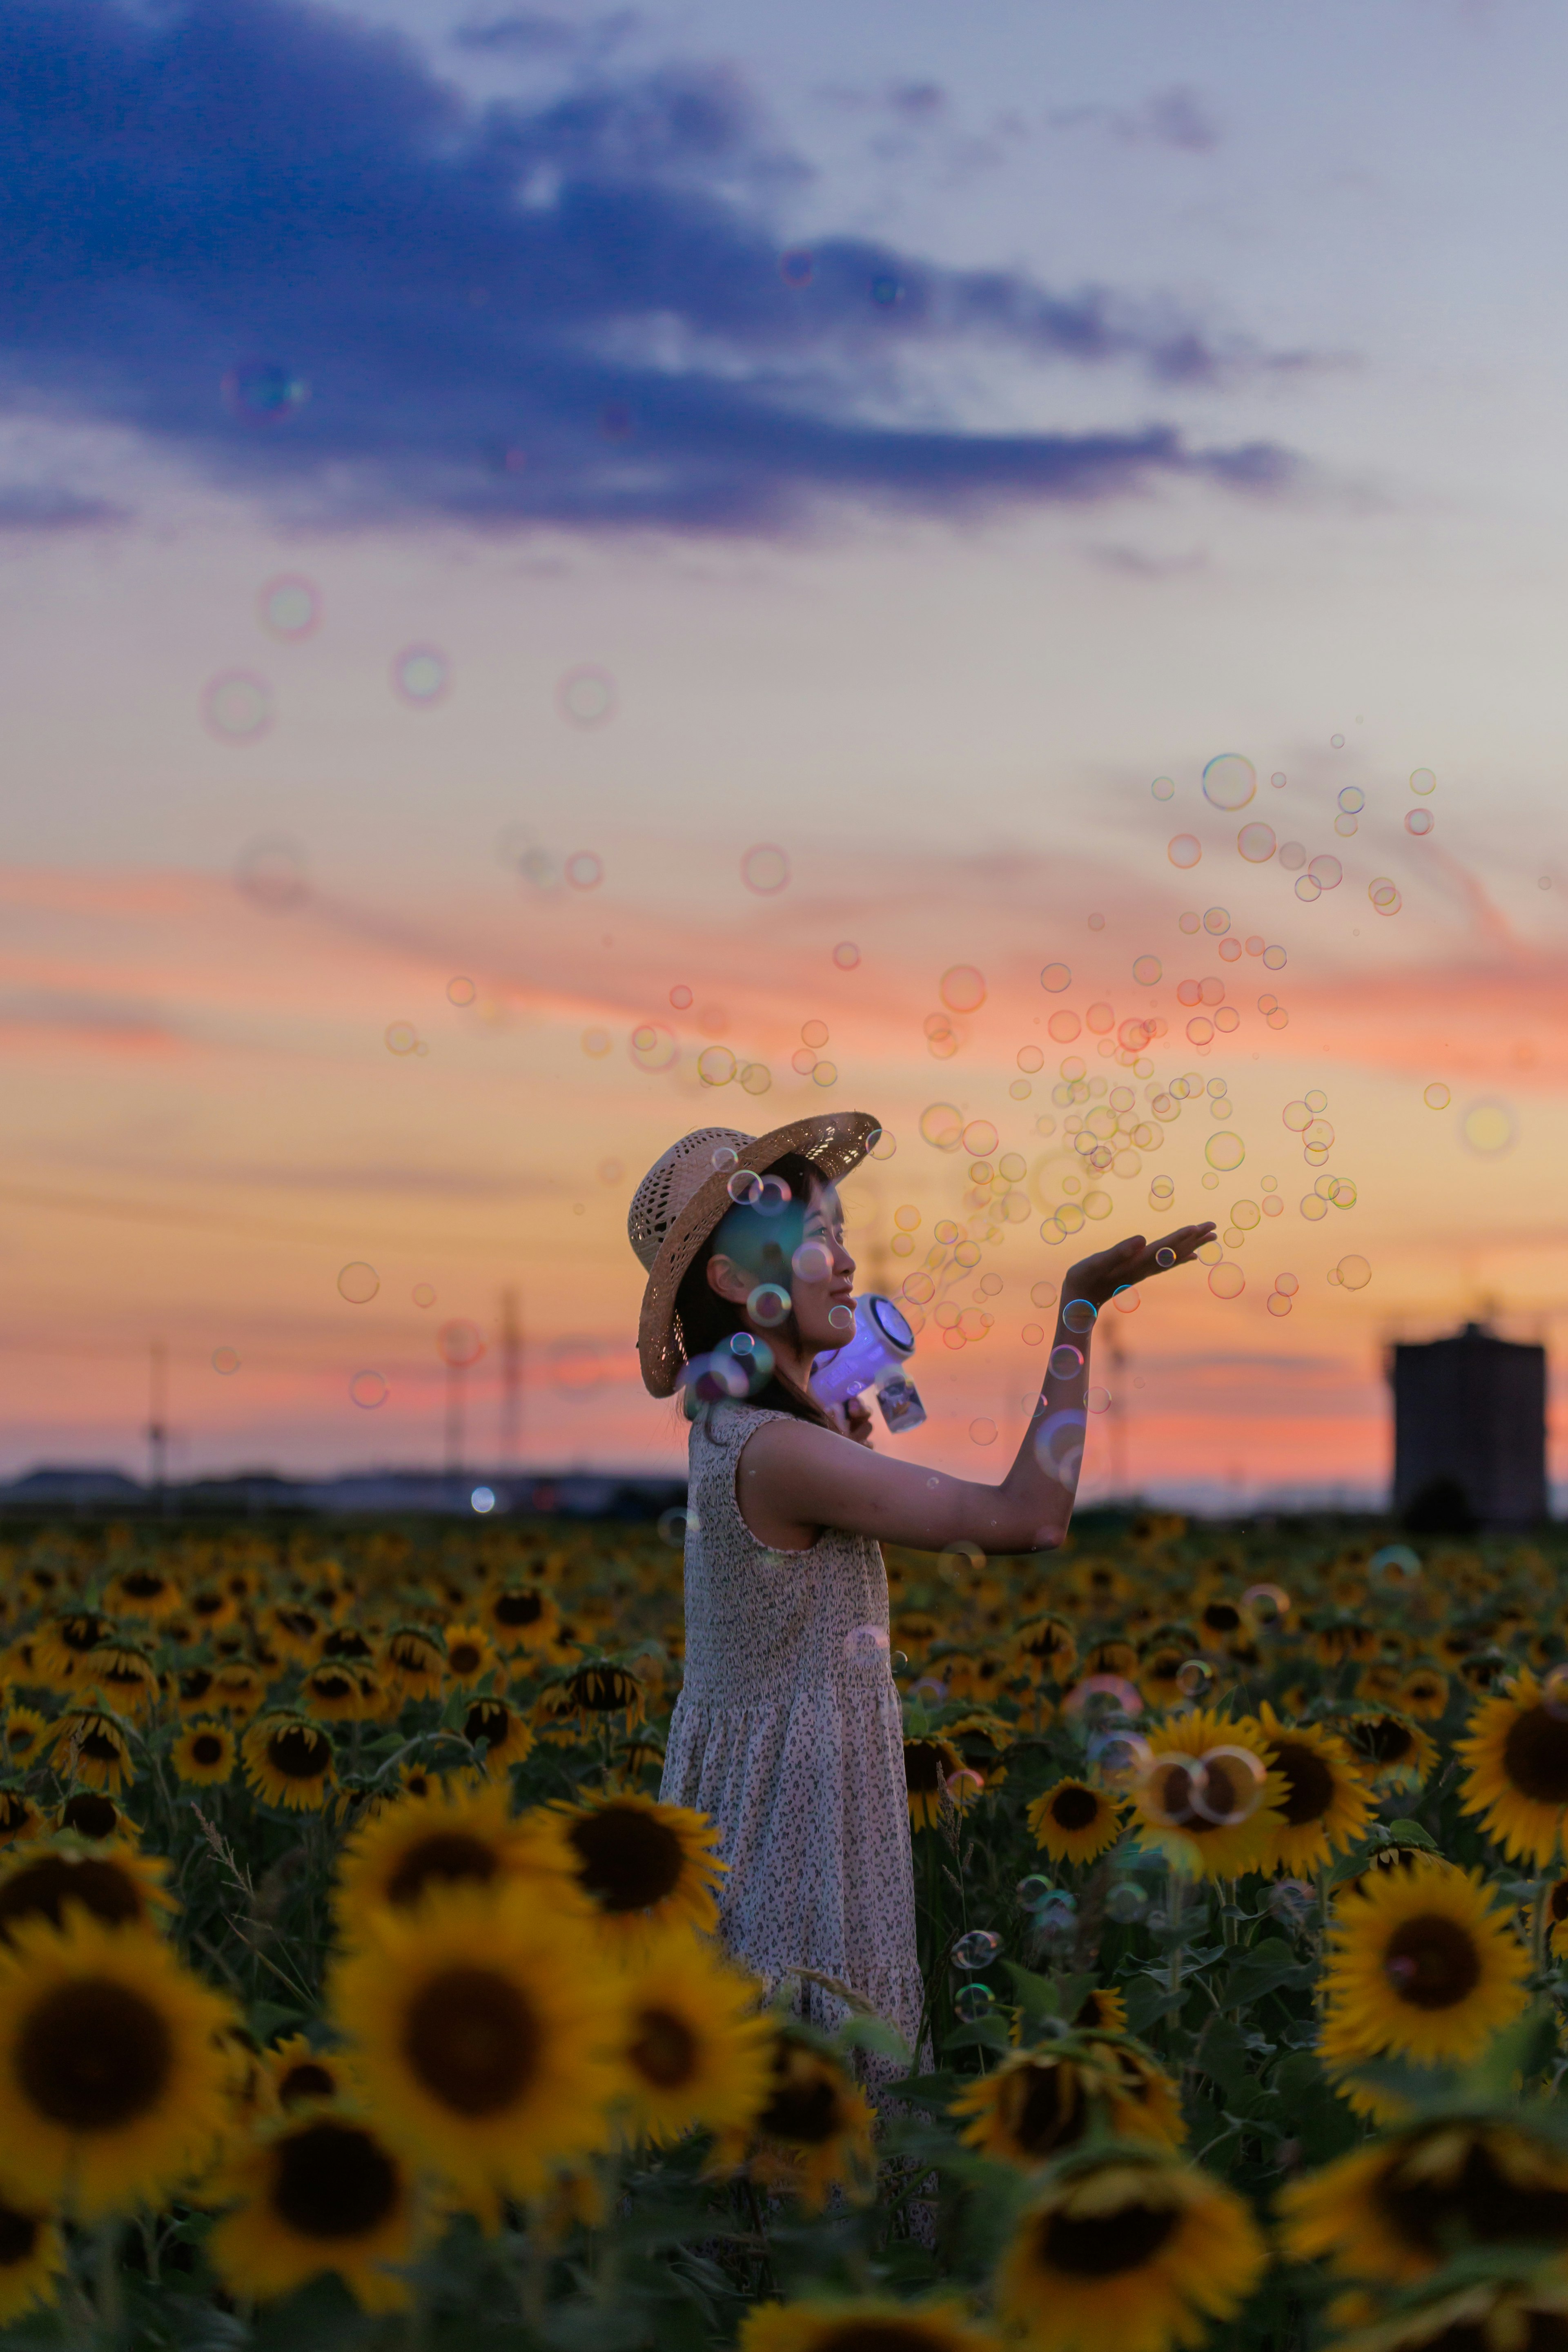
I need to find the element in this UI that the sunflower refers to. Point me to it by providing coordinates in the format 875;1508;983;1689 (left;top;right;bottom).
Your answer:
1457;1670;1568;1866
739;2298;1001;2352
105;1564;182;1622
1279;2117;1568;2282
1013;1616;1078;1686
0;1911;233;2219
209;2109;421;2312
333;1779;588;1933
947;1712;1013;1791
172;1723;235;1788
1322;1861;1528;2069
267;2036;352;2113
1026;1780;1125;1865
175;1666;221;1719
212;1662;266;1722
951;2045;1172;2169
0;1840;171;1943
1087;2040;1187;2149
54;1793;131;1843
712;2027;876;2210
241;1715;336;1813
0;2189;65;2325
46;1711;133;1796
1255;1702;1373;1876
0;1797;40;1853
995;2152;1267;2352
1342;1709;1439;1795
214;2021;272;2134
1073;1986;1127;2034
558;1662;647;1730
2;1712;47;1770
460;1695;536;1770
551;1791;726;1940
1546;1873;1568;1960
1126;1708;1285;1880
30;1615;112;1691
903;1736;963;1831
319;1625;374;1667
441;1623;497;1688
301;1664;372;1724
84;1646;159;1723
329;1884;620;2204
1332;2276;1568;2352
258;1604;325;1666
614;1931;772;2144
482;1585;561;1657
381;1628;445;1704
1401;1668;1450;1722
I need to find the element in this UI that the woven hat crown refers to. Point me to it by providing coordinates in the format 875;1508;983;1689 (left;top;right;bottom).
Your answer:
627;1128;755;1273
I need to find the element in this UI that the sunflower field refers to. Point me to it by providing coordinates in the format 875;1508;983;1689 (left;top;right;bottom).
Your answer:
0;1512;1567;2352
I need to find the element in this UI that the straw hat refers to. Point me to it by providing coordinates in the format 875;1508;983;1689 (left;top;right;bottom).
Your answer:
628;1110;882;1397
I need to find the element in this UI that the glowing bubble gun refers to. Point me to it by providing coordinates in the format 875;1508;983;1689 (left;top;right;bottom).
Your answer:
811;1294;927;1434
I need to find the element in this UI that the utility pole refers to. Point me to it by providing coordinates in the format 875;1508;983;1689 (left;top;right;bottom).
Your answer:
499;1288;521;1468
147;1341;168;1504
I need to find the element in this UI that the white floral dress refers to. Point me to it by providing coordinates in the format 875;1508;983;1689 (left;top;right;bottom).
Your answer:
659;1401;924;2050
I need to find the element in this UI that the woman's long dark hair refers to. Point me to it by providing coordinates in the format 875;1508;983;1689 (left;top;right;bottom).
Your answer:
673;1150;833;1428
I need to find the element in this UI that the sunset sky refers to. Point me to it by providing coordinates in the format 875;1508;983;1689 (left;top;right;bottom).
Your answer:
5;0;1568;1505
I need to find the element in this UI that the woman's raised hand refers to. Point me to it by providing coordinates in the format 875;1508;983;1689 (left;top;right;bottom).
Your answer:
1064;1223;1217;1307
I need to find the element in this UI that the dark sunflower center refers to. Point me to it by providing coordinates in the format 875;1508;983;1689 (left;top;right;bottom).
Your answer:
570;1668;635;1713
312;1674;355;1702
78;1729;124;1764
1378;2136;1568;2258
494;1592;544;1628
277;1610;318;1640
759;2067;840;2143
180;1671;215;1702
278;2059;339;2109
60;1618;108;1655
1203;1604;1241;1633
449;1644;483;1675
1051;1785;1100;1831
0;2204;38;2267
0;1856;142;1940
1011;2062;1084;2158
1041;2197;1180;2278
1360;1717;1414;1764
17;1979;172;2129
272;2121;399;2238
1076;1991;1109;2028
1551;1882;1568;1924
816;2326;949;2352
321;1631;372;1662
7;1725;37;1752
192;1735;225;1766
463;1701;512;1748
568;1807;684;1912
268;1727;329;1780
628;2005;698;2090
1273;1741;1336;1826
120;1572;166;1600
0;1797;30;1835
1502;1709;1568;1806
402;1965;539;2117
385;1832;501;1909
1384;1914;1483;2008
904;1743;947;1795
59;1794;116;1839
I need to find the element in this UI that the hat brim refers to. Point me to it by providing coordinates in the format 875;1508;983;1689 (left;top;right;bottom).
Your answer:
637;1109;884;1397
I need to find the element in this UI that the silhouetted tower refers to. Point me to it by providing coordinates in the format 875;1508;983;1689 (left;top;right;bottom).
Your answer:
147;1341;167;1496
1390;1321;1547;1530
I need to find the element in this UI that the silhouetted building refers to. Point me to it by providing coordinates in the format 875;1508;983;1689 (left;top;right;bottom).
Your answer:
1390;1322;1548;1530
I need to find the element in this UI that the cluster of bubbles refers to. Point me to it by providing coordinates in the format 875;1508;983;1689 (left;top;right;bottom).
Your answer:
1327;1254;1372;1292
1266;1270;1300;1319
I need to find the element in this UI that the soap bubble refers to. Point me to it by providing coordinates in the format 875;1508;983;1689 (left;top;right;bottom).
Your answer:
844;1624;891;1665
437;1320;485;1368
1040;962;1072;993
1267;1293;1292;1317
1270;1879;1315;1927
1062;1300;1097;1336
337;1263;379;1305
1049;1010;1082;1042
741;844;790;894
385;1021;419;1056
349;1370;388;1410
953;1929;1001;1970
581;1027;612;1057
1202;753;1256;811
1330;733;1345;749
963;1119;999;1156
1176;1658;1216;1699
1335;1255;1372;1290
204;671;272;742
1410;768;1436;795
1155;1246;1176;1267
1243;1582;1291;1624
1168;834;1202;869
1371;1544;1421;1582
1406;808;1434;837
1208;1263;1244;1299
941;966;986;1013
1370;878;1402;914
1424;1082;1451;1110
1049;1344;1084;1379
557;666;615;726
1295;875;1322;902
833;941;860;969
1191;1746;1267;1826
970;1418;998;1446
413;1283;436;1308
747;1284;792;1328
1133;955;1162;985
1031;1281;1059;1310
1152;776;1175;800
212;1348;240;1375
1462;1101;1516;1156
393;647;448;704
236;837;307;911
1238;822;1276;863
1309;854;1343;890
1136;1751;1200;1824
565;852;603;890
1278;842;1306;871
1206;1134;1244;1172
1263;944;1287;969
1106;1881;1149;1924
698;1045;737;1087
1338;786;1365;814
258;575;319;640
223;360;309;423
1086;1385;1111;1412
629;1022;678;1074
953;1984;995;2021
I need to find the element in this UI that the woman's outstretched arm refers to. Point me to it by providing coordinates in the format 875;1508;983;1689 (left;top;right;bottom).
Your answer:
735;1224;1215;1554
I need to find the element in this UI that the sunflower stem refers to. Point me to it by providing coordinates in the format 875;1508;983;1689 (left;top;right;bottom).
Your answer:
91;2218;125;2352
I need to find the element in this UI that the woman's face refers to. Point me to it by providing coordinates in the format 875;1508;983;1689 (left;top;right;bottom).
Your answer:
708;1174;856;1357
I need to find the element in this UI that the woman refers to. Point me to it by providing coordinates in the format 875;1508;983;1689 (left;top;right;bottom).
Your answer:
628;1109;1212;2050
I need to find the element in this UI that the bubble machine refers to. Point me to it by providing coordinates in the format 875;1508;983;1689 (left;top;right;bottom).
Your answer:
811;1294;927;1433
